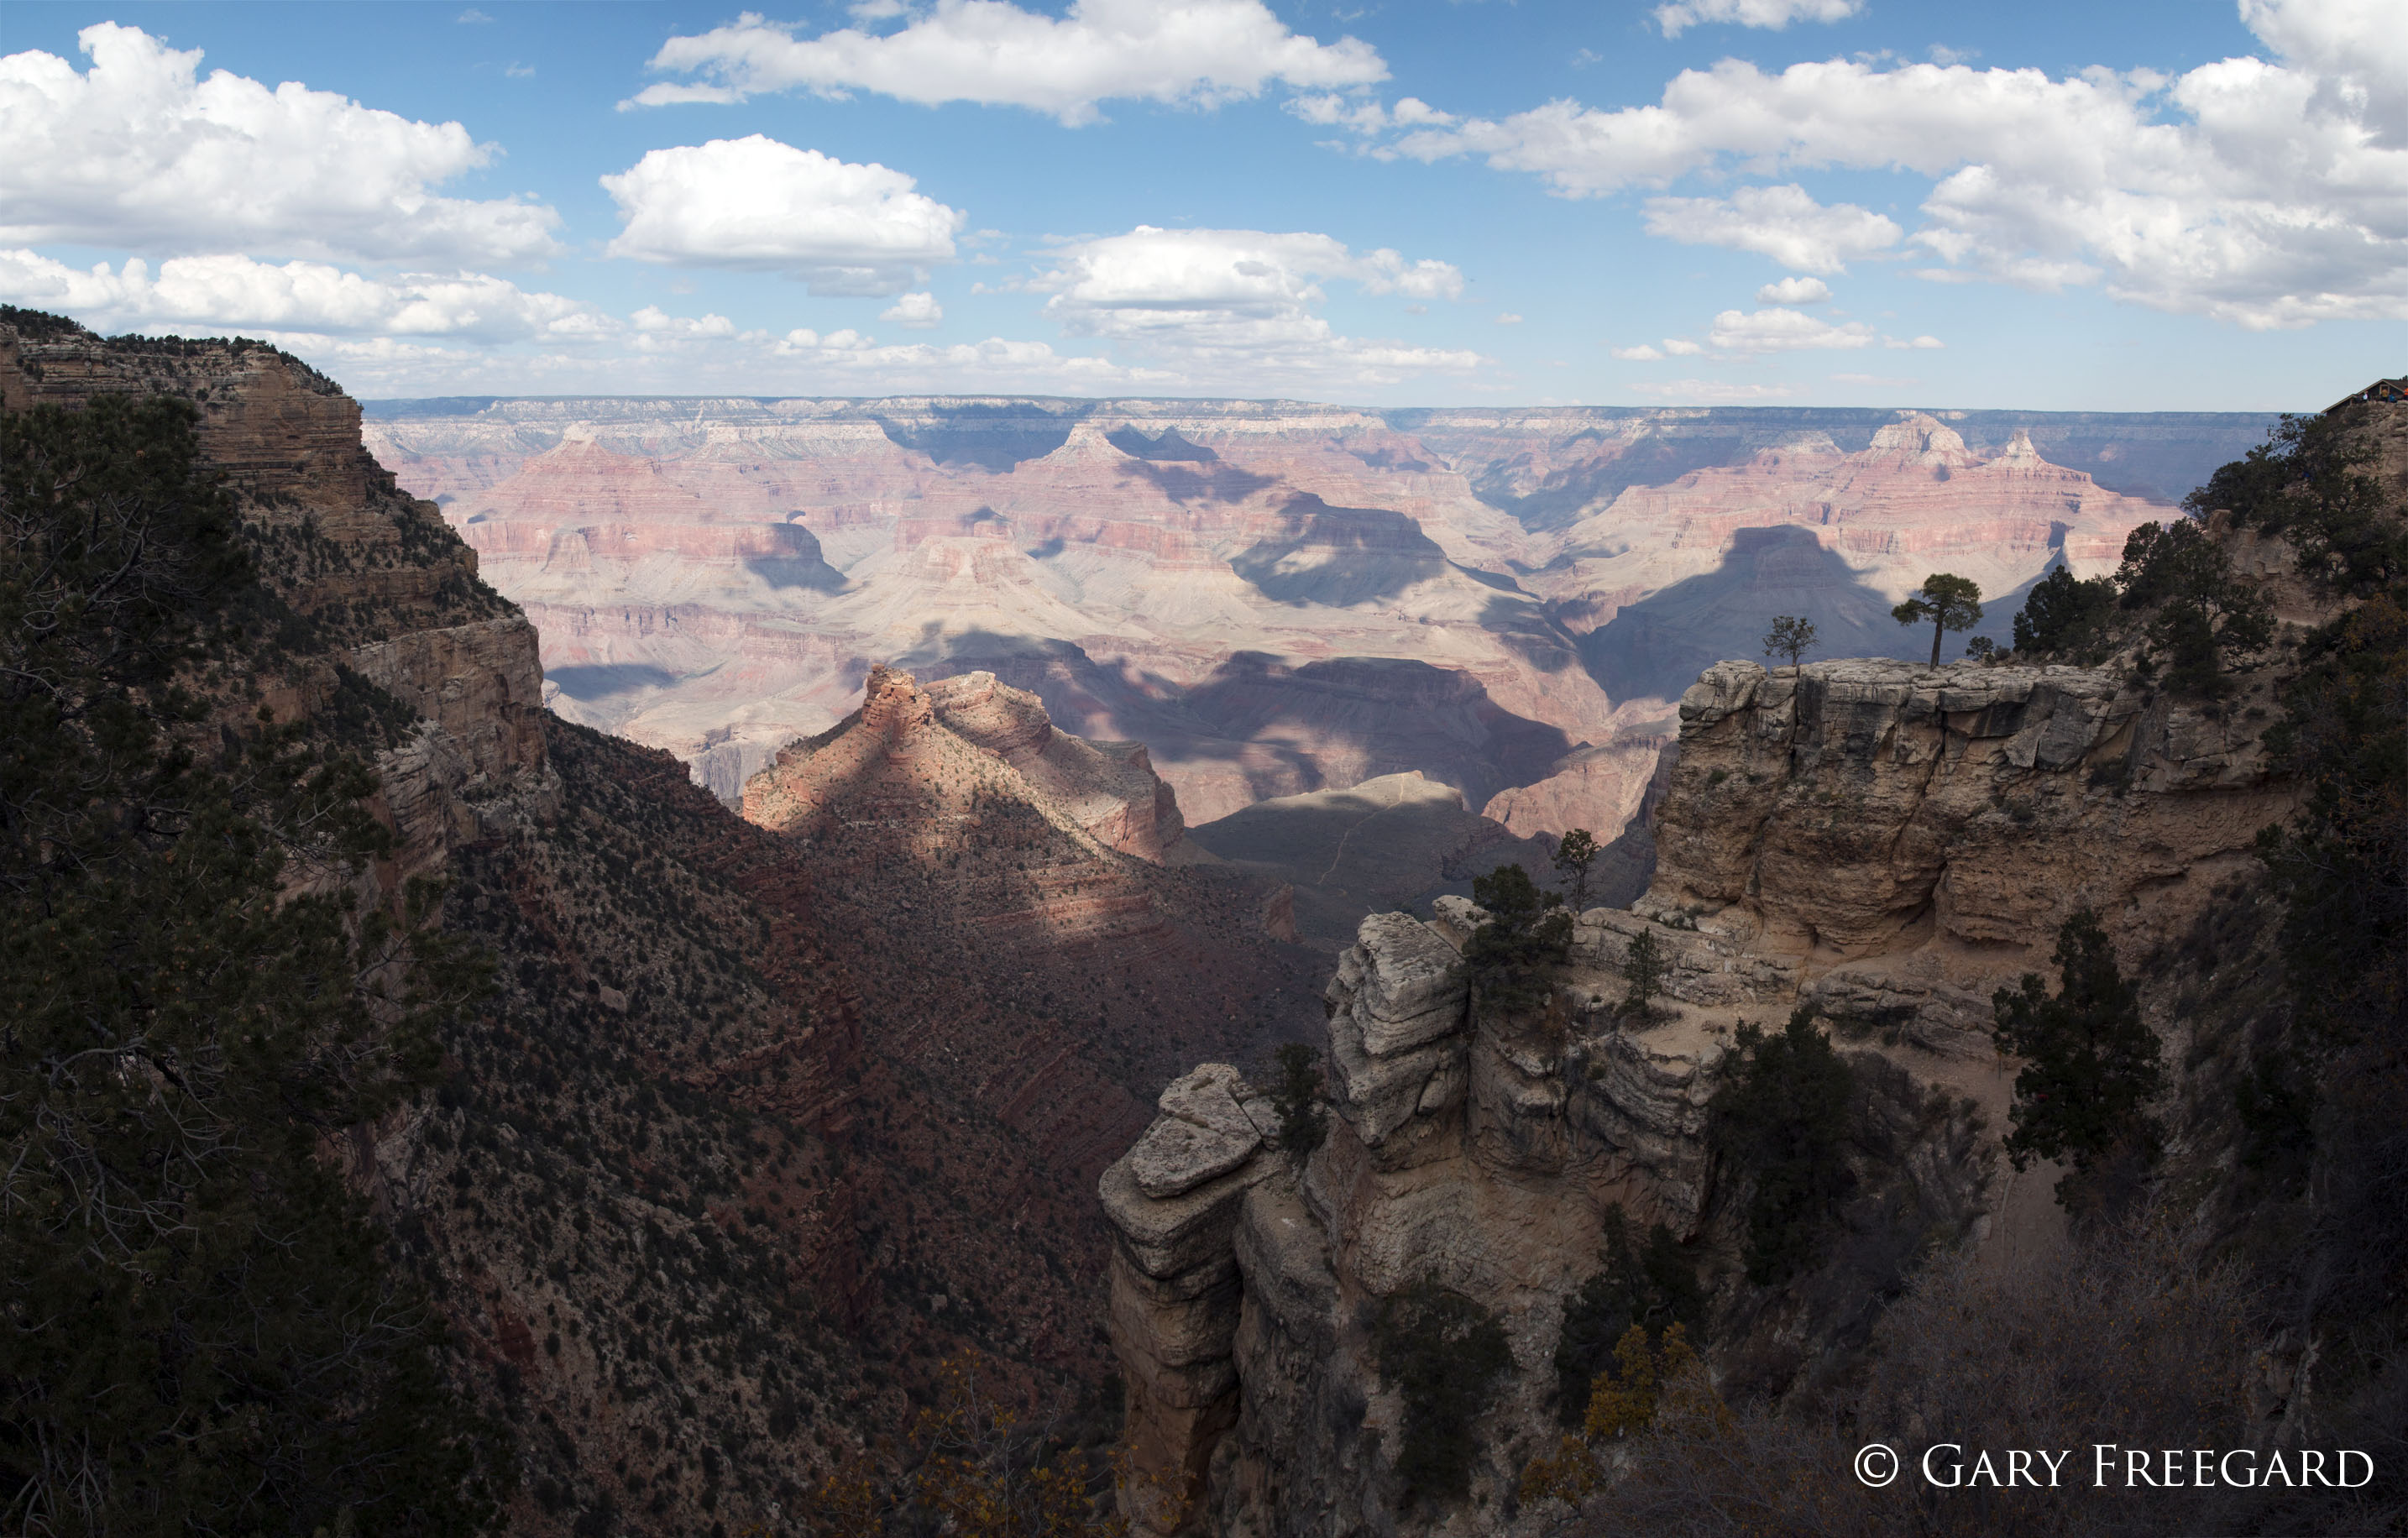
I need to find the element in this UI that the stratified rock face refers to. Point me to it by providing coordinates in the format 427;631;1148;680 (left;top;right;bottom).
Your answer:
0;322;551;881
924;670;1189;861
745;663;1189;866
361;397;2268;826
1642;657;2292;970
1102;907;1754;1535
1479;733;1670;842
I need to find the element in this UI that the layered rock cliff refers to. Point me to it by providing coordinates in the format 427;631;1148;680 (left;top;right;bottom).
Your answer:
5;312;1317;1535
363;395;2265;838
1100;565;2327;1537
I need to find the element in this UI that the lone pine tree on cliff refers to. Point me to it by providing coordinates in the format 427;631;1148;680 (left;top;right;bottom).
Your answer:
1552;829;1600;913
1762;615;1818;671
1894;573;1983;667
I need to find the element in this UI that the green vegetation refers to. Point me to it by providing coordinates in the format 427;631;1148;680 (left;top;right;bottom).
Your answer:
1461;863;1572;1016
0;397;509;1529
1760;614;1817;670
2010;562;2117;660
1709;1007;1856;1284
1371;1279;1513;1511
2008;519;2272;693
2259;589;2406;1046
1269;1041;1328;1157
2259;584;2407;1339
1991;908;2164;1204
1552;1204;1705;1426
2116;519;2273;694
2187;405;2408;595
1891;573;1982;667
1551;827;1599;913
1620;928;1667;1018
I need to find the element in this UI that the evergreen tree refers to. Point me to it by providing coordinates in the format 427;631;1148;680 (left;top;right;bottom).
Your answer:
1709;1007;1856;1284
1762;615;1818;671
1462;864;1572;1015
2013;563;2117;658
1269;1042;1327;1156
1551;828;1599;913
1552;1205;1704;1426
1991;908;2165;1191
1892;573;1983;667
2114;521;2273;695
1372;1280;1513;1511
2185;405;2407;595
1620;929;1666;1018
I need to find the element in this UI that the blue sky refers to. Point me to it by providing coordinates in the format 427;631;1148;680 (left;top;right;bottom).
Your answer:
3;0;2401;407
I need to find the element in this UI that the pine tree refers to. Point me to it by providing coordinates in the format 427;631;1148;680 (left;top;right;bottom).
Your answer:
1551;829;1599;913
1992;908;2165;1190
1620;929;1666;1018
1892;573;1983;667
1762;615;1818;671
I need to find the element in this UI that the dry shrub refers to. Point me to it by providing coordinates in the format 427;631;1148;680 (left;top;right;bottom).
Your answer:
1542;1217;2372;1538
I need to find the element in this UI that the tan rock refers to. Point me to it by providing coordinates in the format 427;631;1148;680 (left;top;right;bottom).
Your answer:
1129;1065;1263;1199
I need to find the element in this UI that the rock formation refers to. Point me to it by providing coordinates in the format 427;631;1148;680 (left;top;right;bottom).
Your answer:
1099;888;1875;1535
361;397;2269;837
3;311;1323;1535
1099;562;2329;1538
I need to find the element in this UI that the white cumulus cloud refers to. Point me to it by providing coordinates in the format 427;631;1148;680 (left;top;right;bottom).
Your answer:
881;292;945;327
0;248;610;343
1610;343;1666;359
1372;1;2408;328
1705;306;1876;351
1029;225;1482;386
628;0;1388;127
1643;185;1901;274
0;23;560;264
600;135;964;296
1653;0;1863;39
1757;275;1834;303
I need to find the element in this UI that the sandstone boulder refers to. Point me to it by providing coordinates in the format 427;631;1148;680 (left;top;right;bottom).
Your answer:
1129;1065;1264;1199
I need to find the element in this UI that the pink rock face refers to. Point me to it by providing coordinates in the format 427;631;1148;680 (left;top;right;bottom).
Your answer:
363;399;2264;836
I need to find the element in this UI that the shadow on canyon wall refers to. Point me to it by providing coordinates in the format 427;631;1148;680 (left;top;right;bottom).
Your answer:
1122;458;1278;505
1229;495;1451;607
1389;406;2281;532
746;522;851;593
1580;525;1929;703
547;662;680;701
1578;524;2067;704
1106;426;1220;461
893;628;1578;815
871;401;1091;471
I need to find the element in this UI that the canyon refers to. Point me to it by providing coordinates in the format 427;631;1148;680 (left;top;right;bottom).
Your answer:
363;397;2275;860
15;301;2390;1537
0;313;1314;1533
1097;454;2398;1535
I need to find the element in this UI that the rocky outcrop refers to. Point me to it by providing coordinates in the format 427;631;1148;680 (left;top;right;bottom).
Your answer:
1102;604;2330;1535
1641;657;2297;981
924;670;1190;862
0;320;555;884
745;663;1194;867
1102;903;1751;1535
1479;732;1671;845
